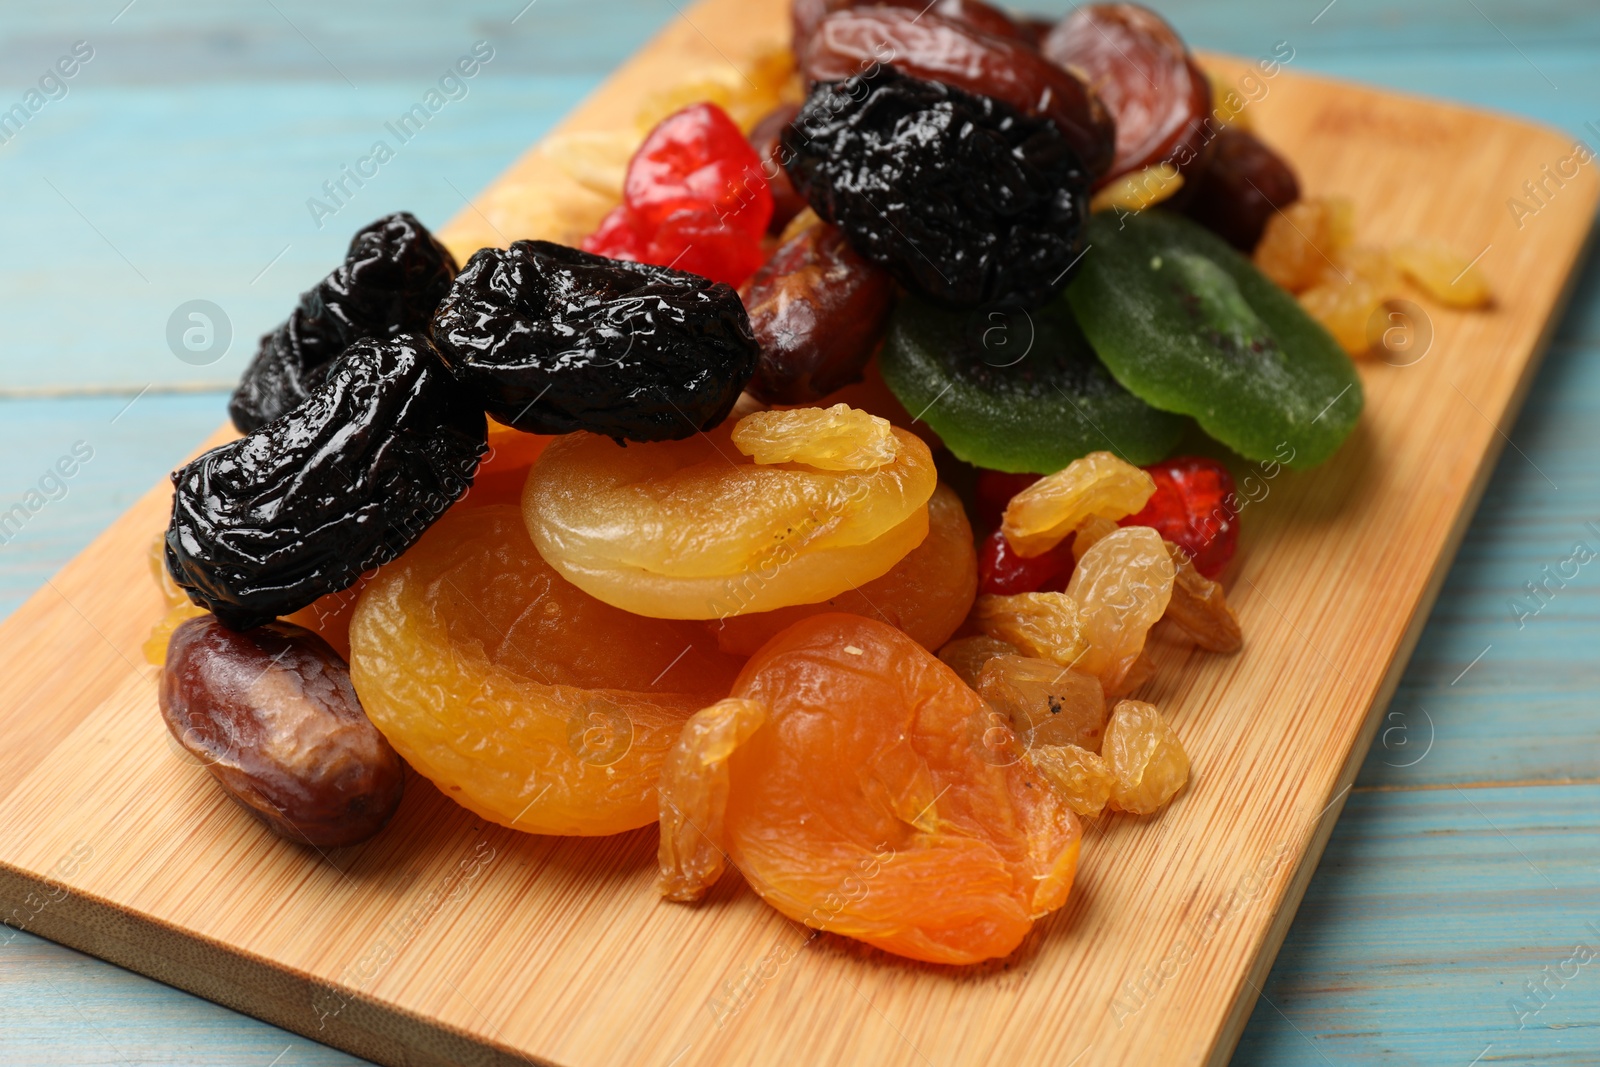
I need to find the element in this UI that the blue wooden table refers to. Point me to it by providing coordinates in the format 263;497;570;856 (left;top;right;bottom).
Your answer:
0;1;1595;1063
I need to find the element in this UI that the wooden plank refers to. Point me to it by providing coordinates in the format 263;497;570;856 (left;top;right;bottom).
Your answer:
1;2;1597;1066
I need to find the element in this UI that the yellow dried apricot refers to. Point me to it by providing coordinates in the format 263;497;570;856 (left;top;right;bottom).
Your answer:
524;407;937;620
1067;526;1175;696
1392;238;1493;308
349;506;743;836
658;614;1081;964
712;483;976;655
1103;699;1190;814
1002;452;1155;558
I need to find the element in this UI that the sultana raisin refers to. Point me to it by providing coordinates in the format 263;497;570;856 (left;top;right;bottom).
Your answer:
1163;540;1242;653
1102;699;1190;814
1027;743;1116;817
972;592;1084;666
937;633;1020;688
1067;526;1175;696
1392;239;1493;308
229;212;457;432
1253;197;1354;293
976;655;1107;751
1001;451;1156;558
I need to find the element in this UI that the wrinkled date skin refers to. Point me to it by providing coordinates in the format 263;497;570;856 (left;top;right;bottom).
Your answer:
1041;4;1213;186
161;616;405;848
747;102;810;236
432;240;759;441
1181;127;1301;250
783;66;1090;309
229;212;457;432
792;0;1031;51
802;8;1114;180
168;335;487;631
741;221;895;403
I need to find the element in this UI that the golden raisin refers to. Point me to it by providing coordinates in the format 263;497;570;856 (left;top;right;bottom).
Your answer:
1028;743;1116;817
1089;163;1184;214
937;634;1019;688
712;483;976;655
1253;197;1354;293
1103;699;1190;814
1392;239;1493;308
976;655;1106;751
1002;451;1155;558
973;592;1084;666
1164;541;1242;653
1299;277;1383;357
1067;526;1175;696
731;403;898;470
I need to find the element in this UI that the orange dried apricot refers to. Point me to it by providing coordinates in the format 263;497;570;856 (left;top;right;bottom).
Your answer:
349;505;743;835
524;406;937;620
458;419;553;509
1103;699;1190;814
658;614;1082;964
1001;451;1155;558
711;483;976;656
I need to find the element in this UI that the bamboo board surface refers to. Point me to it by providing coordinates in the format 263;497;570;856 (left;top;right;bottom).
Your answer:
1;0;1596;1064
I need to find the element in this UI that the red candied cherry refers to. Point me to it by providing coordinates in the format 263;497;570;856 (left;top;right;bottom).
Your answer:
1120;456;1239;578
583;205;647;261
624;102;774;240
644;205;767;287
977;527;1075;596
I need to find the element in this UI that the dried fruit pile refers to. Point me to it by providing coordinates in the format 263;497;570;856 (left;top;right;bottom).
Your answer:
150;0;1494;966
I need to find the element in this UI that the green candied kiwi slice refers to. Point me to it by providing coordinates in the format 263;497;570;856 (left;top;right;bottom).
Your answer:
879;295;1186;474
1066;210;1363;469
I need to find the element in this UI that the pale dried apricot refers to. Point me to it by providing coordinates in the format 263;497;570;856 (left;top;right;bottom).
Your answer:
1067;526;1175;696
1028;744;1116;817
350;505;743;835
976;655;1106;751
524;406;937;620
973;592;1085;666
1392;238;1493;308
1002;451;1155;558
711;483;976;655
1103;699;1189;814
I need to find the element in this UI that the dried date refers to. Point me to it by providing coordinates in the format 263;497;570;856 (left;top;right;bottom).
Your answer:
801;7;1113;179
783;65;1090;309
741;220;895;403
1180;127;1301;250
1041;4;1213;185
792;0;1030;51
229;212;458;432
168;335;487;631
161;616;404;848
747;102;810;235
431;240;758;441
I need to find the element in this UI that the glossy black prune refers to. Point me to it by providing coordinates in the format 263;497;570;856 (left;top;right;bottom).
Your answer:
228;212;458;432
169;335;487;631
782;66;1090;310
430;240;759;442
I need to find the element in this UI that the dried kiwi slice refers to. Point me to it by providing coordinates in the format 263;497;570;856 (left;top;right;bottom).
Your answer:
880;295;1185;474
1066;211;1362;468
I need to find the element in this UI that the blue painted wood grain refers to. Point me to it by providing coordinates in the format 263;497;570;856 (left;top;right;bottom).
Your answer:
0;1;1597;1064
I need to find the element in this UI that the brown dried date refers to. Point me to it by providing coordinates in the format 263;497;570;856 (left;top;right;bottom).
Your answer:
740;220;895;403
747;102;810;236
1180;126;1301;251
1041;3;1213;185
801;7;1115;179
160;616;404;848
167;335;487;632
792;0;1030;51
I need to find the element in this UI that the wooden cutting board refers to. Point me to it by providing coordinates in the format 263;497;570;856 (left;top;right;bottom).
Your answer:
1;1;1595;1064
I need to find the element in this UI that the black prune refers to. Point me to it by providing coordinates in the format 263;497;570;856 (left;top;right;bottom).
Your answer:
169;335;486;631
228;212;458;432
782;66;1090;310
430;240;759;442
